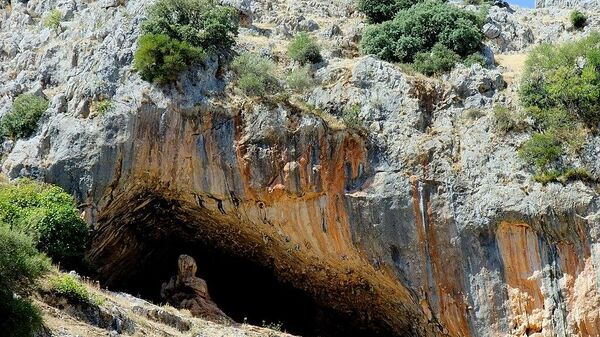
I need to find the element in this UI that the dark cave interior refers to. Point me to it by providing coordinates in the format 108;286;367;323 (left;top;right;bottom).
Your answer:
94;195;399;337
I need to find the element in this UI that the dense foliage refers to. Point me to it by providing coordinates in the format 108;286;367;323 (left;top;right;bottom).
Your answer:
412;44;460;75
1;94;48;140
0;179;89;268
0;226;50;337
133;33;205;85
356;0;421;23
231;53;280;96
570;10;587;29
361;0;483;63
288;33;322;65
134;0;239;84
518;34;600;183
50;274;92;303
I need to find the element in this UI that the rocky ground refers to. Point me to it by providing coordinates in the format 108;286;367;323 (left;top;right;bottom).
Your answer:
3;0;600;336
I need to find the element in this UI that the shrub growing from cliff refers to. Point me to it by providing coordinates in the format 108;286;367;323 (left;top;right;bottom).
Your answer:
286;65;315;93
43;9;62;32
360;0;483;74
0;226;50;337
1;93;48;140
518;34;600;183
412;44;460;76
570;10;587;30
133;33;205;85
288;33;322;65
356;0;421;23
231;53;280;96
50;274;92;304
134;0;239;84
0;179;89;268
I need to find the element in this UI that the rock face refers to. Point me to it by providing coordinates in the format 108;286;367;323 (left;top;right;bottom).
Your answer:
3;0;600;336
160;255;231;322
536;0;599;9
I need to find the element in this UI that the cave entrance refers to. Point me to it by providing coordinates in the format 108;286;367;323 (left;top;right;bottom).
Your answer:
92;193;403;337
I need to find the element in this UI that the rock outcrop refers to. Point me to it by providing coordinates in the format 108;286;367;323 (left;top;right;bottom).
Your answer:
3;0;600;336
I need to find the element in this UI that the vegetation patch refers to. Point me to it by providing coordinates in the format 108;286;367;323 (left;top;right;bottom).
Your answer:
231;53;280;96
286;65;315;93
43;9;62;31
134;0;239;84
359;0;484;76
1;93;48;140
518;34;600;183
50;274;92;304
357;0;421;23
0;225;50;337
0;179;89;268
288;33;322;65
570;10;587;30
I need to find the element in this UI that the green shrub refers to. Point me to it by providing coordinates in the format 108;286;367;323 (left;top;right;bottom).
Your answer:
463;53;487;67
570;10;587;29
286;66;315;93
43;9;62;31
534;167;593;184
50;274;91;303
412;43;460;75
342;105;363;129
0;226;50;337
231;53;280;96
518;132;562;169
288;33;322;65
94;100;113;115
134;0;238;84
1;94;48;140
356;0;421;23
360;0;483;63
520;33;600;127
142;0;238;54
0;179;89;268
133;33;205;85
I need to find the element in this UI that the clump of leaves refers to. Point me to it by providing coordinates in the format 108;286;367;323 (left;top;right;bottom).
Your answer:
570;10;587;30
1;93;48;140
44;9;62;31
133;0;239;84
288;33;322;65
231;53;280;96
50;274;91;304
0;179;89;268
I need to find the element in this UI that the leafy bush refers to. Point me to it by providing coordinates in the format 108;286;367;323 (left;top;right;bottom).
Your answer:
463;53;487;67
520;33;600;127
50;274;91;303
360;0;483;64
94;99;113;115
286;66;315;93
288;33;322;65
412;43;460;76
133;33;205;85
134;0;238;84
0;226;50;337
1;94;48;140
494;105;527;133
43;9;62;31
0;179;89;268
356;0;421;23
231;53;280;96
518;132;562;169
570;10;587;29
142;0;238;54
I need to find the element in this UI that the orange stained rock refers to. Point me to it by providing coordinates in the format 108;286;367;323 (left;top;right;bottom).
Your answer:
496;222;544;335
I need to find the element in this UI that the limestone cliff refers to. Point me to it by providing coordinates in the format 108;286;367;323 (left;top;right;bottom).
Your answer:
3;0;600;336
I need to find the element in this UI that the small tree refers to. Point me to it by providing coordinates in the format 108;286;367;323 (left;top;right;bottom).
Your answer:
356;0;421;23
1;94;48;140
288;33;322;65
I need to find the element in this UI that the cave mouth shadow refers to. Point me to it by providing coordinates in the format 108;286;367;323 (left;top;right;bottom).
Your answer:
94;194;401;337
116;237;393;337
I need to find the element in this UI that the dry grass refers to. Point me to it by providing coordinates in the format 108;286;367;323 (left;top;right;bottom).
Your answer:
495;53;527;85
